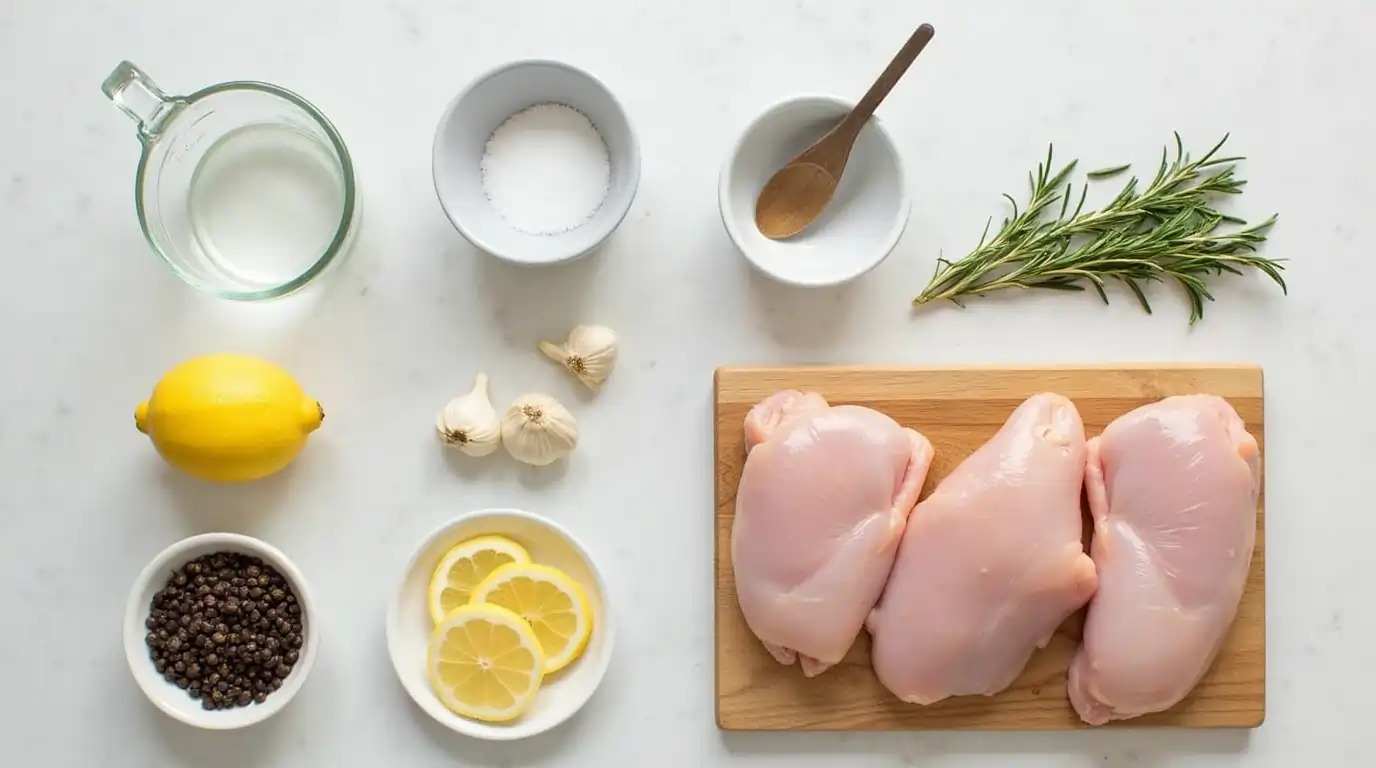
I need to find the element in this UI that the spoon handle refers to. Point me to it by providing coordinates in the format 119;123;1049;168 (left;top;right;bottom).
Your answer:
841;23;935;134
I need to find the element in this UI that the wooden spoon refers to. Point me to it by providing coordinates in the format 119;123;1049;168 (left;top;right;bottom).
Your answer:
754;23;935;240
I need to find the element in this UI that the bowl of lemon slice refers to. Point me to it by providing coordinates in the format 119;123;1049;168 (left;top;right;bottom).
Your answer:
385;508;613;740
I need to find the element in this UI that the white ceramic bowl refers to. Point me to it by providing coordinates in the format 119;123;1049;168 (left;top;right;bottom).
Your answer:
719;94;910;287
432;59;641;265
122;533;319;730
386;508;614;741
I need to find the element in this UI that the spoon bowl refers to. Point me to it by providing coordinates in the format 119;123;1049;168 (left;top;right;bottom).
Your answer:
754;163;839;240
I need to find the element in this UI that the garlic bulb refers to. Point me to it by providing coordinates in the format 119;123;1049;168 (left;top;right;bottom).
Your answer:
436;373;501;457
501;393;578;466
539;324;618;391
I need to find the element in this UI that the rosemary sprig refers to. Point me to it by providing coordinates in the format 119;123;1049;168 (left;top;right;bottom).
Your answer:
913;134;1285;324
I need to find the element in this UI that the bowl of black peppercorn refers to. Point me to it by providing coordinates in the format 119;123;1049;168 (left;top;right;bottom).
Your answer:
123;532;319;729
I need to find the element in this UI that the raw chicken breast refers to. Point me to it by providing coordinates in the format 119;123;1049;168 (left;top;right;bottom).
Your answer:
732;390;933;677
867;393;1097;705
1068;394;1260;725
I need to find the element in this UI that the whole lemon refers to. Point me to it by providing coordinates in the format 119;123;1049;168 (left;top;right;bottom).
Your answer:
135;354;324;483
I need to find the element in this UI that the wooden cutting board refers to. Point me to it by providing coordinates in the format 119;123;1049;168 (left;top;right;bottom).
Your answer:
714;364;1265;731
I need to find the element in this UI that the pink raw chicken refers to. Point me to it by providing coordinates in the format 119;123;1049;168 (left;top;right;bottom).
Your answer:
1068;394;1260;725
867;393;1098;705
731;390;933;677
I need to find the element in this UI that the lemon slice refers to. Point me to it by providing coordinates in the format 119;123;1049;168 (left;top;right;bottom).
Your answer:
427;603;545;723
470;563;593;674
428;535;531;625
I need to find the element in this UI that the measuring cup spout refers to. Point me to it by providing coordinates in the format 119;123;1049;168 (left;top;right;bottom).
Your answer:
102;61;178;138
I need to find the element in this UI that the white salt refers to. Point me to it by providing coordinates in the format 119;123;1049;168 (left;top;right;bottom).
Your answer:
479;103;611;236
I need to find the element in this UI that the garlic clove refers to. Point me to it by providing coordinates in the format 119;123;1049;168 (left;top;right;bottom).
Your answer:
539;324;618;391
436;373;502;457
500;392;578;466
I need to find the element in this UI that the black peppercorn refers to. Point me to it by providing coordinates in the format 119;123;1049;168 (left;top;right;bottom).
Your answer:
144;551;306;712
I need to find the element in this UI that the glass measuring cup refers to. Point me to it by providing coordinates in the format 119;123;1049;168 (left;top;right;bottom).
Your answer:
102;61;360;300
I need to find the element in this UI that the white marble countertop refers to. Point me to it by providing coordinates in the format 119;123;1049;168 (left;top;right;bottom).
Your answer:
1;1;1369;765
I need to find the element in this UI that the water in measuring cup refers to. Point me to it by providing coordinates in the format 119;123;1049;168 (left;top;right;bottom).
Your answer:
188;123;345;288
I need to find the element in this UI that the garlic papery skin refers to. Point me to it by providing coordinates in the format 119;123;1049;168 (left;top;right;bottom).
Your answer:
539;324;618;391
436;373;501;457
501;393;579;466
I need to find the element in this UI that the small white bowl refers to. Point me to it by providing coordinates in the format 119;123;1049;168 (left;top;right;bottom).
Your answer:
432;59;641;265
719;94;910;287
122;533;319;730
386;508;614;741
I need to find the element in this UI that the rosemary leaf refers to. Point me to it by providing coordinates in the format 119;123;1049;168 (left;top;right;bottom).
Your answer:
1087;163;1131;180
913;134;1285;324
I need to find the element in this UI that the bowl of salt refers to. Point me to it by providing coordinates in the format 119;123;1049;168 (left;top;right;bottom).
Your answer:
433;59;641;266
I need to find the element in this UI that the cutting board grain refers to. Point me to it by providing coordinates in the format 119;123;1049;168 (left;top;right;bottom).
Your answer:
714;364;1265;731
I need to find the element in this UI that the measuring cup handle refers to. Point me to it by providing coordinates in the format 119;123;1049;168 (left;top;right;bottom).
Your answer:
102;61;177;137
